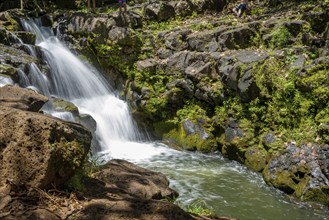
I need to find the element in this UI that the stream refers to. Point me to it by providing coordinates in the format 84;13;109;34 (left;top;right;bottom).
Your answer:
11;18;329;220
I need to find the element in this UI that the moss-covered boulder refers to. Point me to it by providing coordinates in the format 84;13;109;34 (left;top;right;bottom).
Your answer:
15;31;36;45
263;144;329;204
219;118;255;163
0;64;19;83
52;98;80;117
159;118;218;152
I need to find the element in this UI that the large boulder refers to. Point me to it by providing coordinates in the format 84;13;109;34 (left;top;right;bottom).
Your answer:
0;85;48;112
263;144;329;204
94;159;179;200
0;106;92;189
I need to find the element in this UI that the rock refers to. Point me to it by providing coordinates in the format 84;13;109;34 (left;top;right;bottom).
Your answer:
108;26;141;46
113;11;143;28
0;85;48;112
238;68;260;102
263;144;329;204
164;118;218;152
136;58;158;73
144;1;175;22
282;20;306;37
218;27;256;51
0;106;92;189
0;64;19;83
174;0;194;17
29;209;60;220
94;159;179;200
52;98;79;117
161;28;191;51
14;31;36;45
221;118;254;163
0;43;37;68
187;26;230;52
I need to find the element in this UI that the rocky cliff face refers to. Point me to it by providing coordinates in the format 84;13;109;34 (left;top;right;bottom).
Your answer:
0;0;329;211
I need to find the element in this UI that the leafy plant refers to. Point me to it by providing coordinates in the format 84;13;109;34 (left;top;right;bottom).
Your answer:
186;199;215;217
269;26;292;48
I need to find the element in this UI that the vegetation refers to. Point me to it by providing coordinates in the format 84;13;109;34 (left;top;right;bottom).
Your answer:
186;199;215;217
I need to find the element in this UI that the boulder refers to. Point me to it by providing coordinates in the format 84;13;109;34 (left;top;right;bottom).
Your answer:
160;28;191;51
174;0;194;17
14;31;36;45
144;1;175;22
187;26;229;52
263;144;329;204
0;64;19;83
220;118;254;163
160;118;218;152
0;85;48;112
218;27;256;51
0;43;37;68
94;159;179;200
0;106;92;189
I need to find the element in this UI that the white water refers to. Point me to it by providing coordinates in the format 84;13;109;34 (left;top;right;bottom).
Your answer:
18;18;329;220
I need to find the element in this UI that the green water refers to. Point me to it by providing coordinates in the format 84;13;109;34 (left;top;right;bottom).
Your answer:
133;143;329;220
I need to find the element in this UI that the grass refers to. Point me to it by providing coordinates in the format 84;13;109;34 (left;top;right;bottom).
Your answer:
186;199;215;217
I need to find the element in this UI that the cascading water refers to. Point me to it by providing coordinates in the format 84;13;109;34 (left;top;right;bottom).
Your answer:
16;18;329;220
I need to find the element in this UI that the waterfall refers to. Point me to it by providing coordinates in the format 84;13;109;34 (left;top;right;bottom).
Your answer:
20;18;146;155
16;18;329;220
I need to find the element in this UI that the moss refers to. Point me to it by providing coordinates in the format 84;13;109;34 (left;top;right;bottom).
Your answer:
300;186;329;205
244;146;267;172
269;26;292;49
52;99;79;115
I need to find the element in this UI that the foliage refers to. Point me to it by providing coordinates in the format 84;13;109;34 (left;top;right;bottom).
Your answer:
269;26;292;49
186;199;215;217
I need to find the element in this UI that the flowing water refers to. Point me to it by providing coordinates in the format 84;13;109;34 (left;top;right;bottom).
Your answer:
13;18;329;220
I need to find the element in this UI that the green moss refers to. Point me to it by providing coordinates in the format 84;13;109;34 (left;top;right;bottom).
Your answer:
269;26;292;49
53;99;79;115
244;146;267;172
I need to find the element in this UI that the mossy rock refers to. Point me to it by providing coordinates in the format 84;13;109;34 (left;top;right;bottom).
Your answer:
244;146;267;172
15;31;36;45
220;118;255;163
262;167;297;194
300;186;329;205
0;64;18;83
52;98;79;116
159;119;218;153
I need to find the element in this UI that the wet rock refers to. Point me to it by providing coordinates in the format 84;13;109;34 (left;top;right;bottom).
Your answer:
263;144;329;204
0;106;92;189
221;118;254;163
245;147;267;172
14;31;36;45
0;85;48;112
52;97;79;117
0;43;37;68
0;64;19;83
